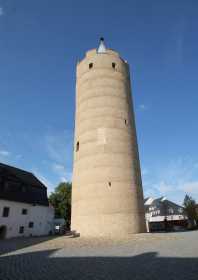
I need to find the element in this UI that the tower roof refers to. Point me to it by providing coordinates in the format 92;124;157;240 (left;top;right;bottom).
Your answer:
97;37;107;53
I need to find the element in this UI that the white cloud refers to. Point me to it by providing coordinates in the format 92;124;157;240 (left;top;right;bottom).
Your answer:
52;163;65;172
143;187;159;199
139;104;147;111
45;130;73;164
60;174;72;182
142;158;198;204
60;177;67;182
45;130;73;183
15;154;22;160
0;7;3;16
180;181;198;195
0;150;10;157
52;163;72;182
20;130;74;194
174;20;186;65
142;168;149;176
154;181;173;194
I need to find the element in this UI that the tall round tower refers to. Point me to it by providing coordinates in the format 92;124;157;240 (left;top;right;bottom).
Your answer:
71;39;146;237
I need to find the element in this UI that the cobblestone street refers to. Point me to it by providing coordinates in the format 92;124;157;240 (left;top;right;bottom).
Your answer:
0;231;198;280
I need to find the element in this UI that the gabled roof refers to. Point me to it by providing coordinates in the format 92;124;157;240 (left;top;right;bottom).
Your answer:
0;162;49;206
144;197;154;205
0;163;46;189
161;198;184;209
144;196;183;209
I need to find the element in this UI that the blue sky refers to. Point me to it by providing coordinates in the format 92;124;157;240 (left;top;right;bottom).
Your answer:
0;0;198;204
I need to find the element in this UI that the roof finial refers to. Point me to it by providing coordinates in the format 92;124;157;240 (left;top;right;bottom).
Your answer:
97;37;106;53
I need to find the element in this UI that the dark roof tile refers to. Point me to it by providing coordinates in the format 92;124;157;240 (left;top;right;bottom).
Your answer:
0;162;49;206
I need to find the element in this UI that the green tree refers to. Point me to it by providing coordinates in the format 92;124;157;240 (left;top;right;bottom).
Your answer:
49;182;72;229
183;194;197;227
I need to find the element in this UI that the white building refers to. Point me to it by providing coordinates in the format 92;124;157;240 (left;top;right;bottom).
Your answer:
0;163;54;239
144;197;187;232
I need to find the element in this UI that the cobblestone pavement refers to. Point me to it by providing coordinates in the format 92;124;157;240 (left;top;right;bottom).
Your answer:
0;231;198;280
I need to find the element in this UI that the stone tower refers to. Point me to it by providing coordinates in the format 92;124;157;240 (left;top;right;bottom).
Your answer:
71;38;146;237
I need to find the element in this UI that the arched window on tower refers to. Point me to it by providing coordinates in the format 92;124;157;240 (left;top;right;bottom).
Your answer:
112;62;116;69
76;141;79;152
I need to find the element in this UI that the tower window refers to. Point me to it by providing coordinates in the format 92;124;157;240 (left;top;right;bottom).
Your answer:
76;141;79;152
112;62;116;69
124;119;128;125
108;182;111;187
89;63;93;69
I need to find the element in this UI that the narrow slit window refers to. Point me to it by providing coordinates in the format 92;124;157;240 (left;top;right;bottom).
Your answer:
89;63;93;69
112;62;116;69
125;119;127;125
108;182;111;187
76;141;79;152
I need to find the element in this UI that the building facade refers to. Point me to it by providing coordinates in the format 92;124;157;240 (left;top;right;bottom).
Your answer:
0;163;54;239
144;197;187;232
71;38;146;237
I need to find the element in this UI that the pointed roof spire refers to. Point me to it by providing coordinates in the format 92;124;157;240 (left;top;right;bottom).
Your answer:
97;37;107;53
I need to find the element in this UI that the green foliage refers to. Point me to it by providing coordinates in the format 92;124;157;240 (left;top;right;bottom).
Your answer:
183;194;197;222
49;182;72;229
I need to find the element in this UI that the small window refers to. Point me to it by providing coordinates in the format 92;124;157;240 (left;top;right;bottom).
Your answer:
89;63;93;69
22;209;27;215
112;62;116;69
29;222;34;228
124;119;128;125
2;207;10;217
108;182;111;187
19;226;24;234
76;141;79;152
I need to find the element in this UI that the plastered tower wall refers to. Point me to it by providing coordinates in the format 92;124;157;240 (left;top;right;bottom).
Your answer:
71;43;146;237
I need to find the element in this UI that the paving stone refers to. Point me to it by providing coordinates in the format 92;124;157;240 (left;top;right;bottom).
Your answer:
0;231;198;280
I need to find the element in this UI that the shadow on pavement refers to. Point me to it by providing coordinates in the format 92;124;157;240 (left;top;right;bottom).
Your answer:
0;236;59;256
0;250;198;280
